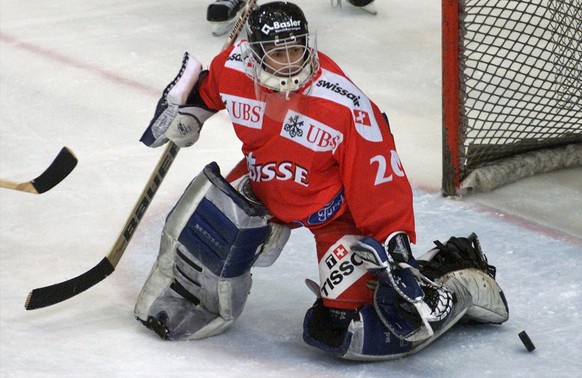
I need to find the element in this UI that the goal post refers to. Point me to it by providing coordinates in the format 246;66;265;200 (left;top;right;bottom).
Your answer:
441;0;582;196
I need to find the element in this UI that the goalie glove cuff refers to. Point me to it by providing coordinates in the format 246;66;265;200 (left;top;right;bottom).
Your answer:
351;232;417;273
350;237;391;271
351;232;416;271
141;52;215;148
351;233;423;302
163;105;214;148
384;232;415;266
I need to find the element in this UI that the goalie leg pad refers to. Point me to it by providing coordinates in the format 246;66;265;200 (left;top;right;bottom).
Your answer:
231;175;291;268
134;162;271;340
303;290;471;361
302;300;451;361
418;233;509;324
439;269;509;324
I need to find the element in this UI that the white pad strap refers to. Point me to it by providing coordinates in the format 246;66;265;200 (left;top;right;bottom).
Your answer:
253;222;290;267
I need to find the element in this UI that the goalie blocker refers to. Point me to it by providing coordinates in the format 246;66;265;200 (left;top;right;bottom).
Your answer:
134;162;289;340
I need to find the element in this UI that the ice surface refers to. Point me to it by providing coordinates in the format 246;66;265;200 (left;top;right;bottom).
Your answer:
1;1;580;377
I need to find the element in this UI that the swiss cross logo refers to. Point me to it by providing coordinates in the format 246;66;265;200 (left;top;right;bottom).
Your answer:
333;245;348;260
317;235;368;300
353;109;371;126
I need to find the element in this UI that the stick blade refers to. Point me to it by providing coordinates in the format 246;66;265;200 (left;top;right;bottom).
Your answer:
31;147;78;193
25;257;115;310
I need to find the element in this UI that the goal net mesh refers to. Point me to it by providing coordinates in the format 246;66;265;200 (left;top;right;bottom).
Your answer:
443;0;582;195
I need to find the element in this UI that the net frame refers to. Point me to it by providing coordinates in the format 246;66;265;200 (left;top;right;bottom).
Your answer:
442;0;582;196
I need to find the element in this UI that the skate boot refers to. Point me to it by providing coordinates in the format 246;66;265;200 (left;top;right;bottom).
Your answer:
207;0;247;36
331;0;377;15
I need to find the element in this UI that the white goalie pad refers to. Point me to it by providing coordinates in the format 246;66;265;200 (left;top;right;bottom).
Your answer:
134;162;278;340
253;222;290;267
439;268;509;324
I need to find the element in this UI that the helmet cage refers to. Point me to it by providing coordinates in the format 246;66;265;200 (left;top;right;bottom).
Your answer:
244;33;318;93
243;1;319;93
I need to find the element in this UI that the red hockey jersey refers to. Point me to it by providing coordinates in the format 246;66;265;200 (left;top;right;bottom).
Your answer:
198;42;416;243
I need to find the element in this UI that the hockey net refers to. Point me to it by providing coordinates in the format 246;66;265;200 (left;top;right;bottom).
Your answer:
442;0;582;196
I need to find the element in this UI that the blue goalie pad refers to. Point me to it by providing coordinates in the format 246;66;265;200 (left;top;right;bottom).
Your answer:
175;162;271;278
134;162;274;340
302;300;414;360
353;305;414;358
178;197;269;277
373;279;423;339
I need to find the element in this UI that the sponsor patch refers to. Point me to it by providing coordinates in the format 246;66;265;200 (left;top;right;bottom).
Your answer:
318;236;367;299
306;189;344;226
260;18;302;35
245;152;309;187
222;94;265;129
224;45;249;74
280;110;343;153
353;109;371;126
309;69;383;142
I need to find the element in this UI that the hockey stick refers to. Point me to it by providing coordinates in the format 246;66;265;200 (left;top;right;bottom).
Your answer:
0;147;77;194
25;0;257;310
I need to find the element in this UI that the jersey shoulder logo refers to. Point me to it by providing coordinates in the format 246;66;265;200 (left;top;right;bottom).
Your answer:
353;109;371;126
224;43;248;74
309;69;383;142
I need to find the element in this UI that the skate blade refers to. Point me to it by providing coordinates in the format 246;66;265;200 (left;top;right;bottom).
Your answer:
358;4;377;15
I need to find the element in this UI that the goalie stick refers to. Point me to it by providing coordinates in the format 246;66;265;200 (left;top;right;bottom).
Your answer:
0;147;77;194
25;0;257;310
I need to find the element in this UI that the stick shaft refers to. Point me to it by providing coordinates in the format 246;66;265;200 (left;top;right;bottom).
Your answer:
0;178;35;192
107;142;178;267
24;143;179;310
25;1;256;310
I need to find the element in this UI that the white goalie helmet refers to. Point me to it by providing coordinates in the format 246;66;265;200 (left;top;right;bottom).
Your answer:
243;1;319;94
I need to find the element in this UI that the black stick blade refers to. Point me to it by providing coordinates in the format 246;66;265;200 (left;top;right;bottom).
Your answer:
25;257;115;310
31;147;78;193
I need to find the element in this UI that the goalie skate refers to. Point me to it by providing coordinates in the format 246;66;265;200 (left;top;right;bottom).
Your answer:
207;0;246;36
331;0;377;15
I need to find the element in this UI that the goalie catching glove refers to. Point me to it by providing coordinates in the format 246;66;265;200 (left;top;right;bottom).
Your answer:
350;232;453;341
140;52;216;148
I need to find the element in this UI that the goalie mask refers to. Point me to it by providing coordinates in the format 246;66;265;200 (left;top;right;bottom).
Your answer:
243;1;319;94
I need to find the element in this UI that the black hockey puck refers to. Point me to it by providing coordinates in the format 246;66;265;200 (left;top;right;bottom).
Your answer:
518;330;535;352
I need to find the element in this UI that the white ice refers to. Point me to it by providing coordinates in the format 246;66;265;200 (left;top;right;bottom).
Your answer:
1;1;581;377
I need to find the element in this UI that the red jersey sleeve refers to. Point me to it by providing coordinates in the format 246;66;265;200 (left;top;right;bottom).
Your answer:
307;53;416;244
336;110;416;244
198;46;234;111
